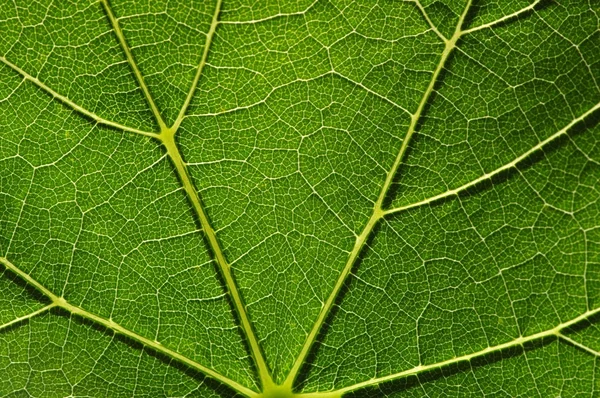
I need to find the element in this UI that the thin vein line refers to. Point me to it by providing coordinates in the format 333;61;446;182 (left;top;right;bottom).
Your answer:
100;0;167;131
171;0;223;132
0;56;159;139
383;100;600;217
410;0;448;43
218;0;318;26
0;303;57;332
283;1;474;389
298;306;600;398
558;333;600;357
461;0;543;36
332;71;411;115
0;257;258;398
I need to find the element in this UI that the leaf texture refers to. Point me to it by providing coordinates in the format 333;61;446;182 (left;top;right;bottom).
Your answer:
1;0;599;397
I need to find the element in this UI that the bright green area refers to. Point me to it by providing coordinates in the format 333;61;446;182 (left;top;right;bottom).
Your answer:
1;0;600;397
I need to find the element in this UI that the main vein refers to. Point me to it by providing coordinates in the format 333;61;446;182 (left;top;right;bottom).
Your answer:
0;257;257;398
161;128;274;388
0;0;564;395
283;0;474;389
153;0;275;389
98;0;272;390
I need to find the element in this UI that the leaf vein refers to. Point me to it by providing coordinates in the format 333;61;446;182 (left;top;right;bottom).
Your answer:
0;256;258;398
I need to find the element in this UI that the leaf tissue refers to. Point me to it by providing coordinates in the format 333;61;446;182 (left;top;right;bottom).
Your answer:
1;0;600;397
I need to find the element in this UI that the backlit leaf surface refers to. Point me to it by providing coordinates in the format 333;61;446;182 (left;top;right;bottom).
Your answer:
1;0;599;397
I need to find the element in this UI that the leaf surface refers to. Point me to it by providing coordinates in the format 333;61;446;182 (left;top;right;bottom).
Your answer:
1;0;599;397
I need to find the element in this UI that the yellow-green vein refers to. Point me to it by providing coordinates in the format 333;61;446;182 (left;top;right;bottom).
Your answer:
460;0;543;36
100;0;168;131
297;305;600;397
0;257;258;398
159;130;275;389
171;0;223;132
156;0;275;390
0;56;158;139
383;100;600;217
0;303;57;332
283;0;475;390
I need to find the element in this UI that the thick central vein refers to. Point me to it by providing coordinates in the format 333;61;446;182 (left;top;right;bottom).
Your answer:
100;0;272;389
283;1;474;389
155;0;274;389
161;129;273;388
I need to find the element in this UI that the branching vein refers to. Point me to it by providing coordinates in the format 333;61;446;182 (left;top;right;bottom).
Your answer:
100;0;167;131
558;333;600;358
461;0;544;36
409;0;448;43
171;0;223;132
0;257;258;398
283;0;475;390
2;0;598;396
297;306;600;397
155;0;275;390
0;303;56;332
384;100;600;217
0;56;159;139
218;0;318;25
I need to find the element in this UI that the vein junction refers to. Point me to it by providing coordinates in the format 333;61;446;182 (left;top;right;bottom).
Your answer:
99;0;276;391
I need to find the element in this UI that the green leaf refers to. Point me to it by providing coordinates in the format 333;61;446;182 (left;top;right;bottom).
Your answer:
1;0;599;397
